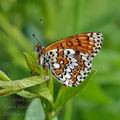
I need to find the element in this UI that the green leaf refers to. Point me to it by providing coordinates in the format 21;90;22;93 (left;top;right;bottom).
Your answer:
17;90;39;99
63;99;72;120
38;83;53;107
0;76;45;96
24;52;36;70
24;52;54;105
25;98;45;120
54;70;96;111
24;52;44;76
0;71;11;81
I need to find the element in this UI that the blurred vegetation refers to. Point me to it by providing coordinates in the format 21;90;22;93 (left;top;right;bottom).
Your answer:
0;0;120;120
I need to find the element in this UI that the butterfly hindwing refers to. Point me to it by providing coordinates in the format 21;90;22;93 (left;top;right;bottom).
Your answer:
44;48;92;87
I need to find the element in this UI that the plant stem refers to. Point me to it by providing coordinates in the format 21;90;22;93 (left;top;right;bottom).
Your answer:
64;99;72;120
45;112;52;120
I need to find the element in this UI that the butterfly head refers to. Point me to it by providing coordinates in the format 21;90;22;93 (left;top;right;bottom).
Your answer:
34;43;42;54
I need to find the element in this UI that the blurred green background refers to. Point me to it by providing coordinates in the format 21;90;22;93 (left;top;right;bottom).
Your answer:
0;0;120;120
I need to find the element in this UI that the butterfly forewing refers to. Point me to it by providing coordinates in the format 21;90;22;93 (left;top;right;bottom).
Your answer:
38;32;103;87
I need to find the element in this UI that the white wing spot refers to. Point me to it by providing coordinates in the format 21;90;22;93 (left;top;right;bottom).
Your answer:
89;32;103;57
53;63;60;69
65;66;72;72
63;80;72;87
64;49;75;56
60;60;63;64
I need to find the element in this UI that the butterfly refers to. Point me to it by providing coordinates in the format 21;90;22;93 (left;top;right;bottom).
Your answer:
34;32;103;87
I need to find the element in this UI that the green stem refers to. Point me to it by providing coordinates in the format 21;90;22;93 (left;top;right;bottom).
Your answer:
45;112;52;120
64;99;73;120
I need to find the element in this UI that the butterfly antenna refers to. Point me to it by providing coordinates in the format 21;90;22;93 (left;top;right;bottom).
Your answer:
32;34;40;44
